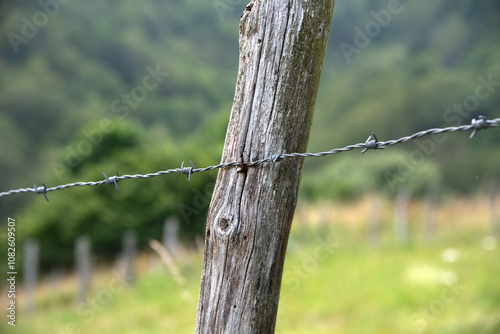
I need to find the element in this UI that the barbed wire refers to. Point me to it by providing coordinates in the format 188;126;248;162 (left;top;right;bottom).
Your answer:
0;116;498;201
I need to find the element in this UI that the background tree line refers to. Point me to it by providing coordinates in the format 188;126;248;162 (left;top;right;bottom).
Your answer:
0;0;499;270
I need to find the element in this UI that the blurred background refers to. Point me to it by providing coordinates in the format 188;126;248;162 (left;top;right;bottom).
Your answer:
0;0;499;333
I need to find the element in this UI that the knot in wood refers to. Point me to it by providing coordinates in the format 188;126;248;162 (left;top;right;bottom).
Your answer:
219;218;230;231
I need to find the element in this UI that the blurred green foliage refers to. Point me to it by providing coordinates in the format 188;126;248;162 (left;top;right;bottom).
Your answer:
0;0;499;269
300;150;442;201
17;118;222;268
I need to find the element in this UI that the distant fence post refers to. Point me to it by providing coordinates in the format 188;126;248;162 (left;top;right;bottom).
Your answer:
491;180;499;237
367;196;381;247
162;217;180;256
394;189;411;243
23;239;39;316
49;267;65;294
75;236;92;304
423;187;438;244
317;204;331;240
122;230;137;285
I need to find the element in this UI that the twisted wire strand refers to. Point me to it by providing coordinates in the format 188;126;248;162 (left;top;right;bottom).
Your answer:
0;117;498;200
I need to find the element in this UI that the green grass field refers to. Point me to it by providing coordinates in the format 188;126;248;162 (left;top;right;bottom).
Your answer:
2;199;500;333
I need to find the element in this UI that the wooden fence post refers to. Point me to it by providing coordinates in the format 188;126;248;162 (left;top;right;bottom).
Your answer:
162;217;180;255
49;267;65;294
23;239;39;316
195;1;336;332
394;189;411;244
122;230;137;284
367;196;381;247
490;180;499;237
423;187;438;244
75;236;92;304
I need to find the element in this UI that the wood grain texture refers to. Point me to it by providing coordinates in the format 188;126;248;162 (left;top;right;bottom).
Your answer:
195;1;335;332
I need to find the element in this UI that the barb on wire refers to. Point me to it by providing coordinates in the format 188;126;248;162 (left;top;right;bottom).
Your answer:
103;171;120;191
0;116;498;200
34;183;49;202
270;150;286;171
361;132;385;154
470;115;494;139
180;161;195;181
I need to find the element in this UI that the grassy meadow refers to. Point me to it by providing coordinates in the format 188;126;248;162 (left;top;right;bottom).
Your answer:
1;196;499;334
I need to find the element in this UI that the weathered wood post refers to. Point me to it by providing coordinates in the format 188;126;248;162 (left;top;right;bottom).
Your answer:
423;187;438;244
75;236;92;304
23;239;39;316
195;1;335;332
490;180;499;237
367;196;381;247
162;216;181;255
394;188;411;244
122;230;137;284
